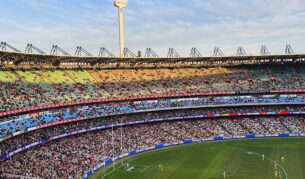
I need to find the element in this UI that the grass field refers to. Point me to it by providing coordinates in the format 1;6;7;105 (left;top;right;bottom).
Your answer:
89;137;305;179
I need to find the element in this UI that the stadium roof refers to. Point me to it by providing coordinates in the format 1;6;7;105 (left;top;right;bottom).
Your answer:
1;50;305;67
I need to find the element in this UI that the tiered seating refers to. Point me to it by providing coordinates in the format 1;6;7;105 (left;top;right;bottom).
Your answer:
259;117;290;134
281;117;305;133
247;67;273;92
1;66;305;111
224;68;250;92
134;69;167;94
241;118;269;134
201;68;229;92
3;61;305;179
218;119;248;136
4;115;305;179
293;66;305;88
1;97;304;139
269;67;296;90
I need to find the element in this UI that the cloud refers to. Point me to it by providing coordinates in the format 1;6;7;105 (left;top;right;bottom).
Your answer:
0;0;304;56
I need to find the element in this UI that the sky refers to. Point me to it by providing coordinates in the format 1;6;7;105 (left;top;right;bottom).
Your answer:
0;0;305;57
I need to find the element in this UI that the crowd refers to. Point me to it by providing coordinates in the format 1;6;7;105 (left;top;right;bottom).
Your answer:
1;115;305;179
1;94;304;139
2;105;305;158
1;66;305;178
1;66;305;111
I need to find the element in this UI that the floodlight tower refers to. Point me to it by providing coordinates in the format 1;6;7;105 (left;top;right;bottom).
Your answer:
114;0;128;57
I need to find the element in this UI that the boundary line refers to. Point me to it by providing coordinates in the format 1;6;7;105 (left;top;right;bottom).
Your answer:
98;137;297;179
225;144;288;179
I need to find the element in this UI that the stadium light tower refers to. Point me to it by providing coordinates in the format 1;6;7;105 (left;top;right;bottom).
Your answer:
114;0;128;57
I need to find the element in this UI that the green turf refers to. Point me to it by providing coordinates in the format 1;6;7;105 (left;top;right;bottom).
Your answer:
89;137;305;179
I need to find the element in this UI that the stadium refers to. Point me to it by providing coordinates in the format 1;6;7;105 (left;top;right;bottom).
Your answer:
1;0;305;179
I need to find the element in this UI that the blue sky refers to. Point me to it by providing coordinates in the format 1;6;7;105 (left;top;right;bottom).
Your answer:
0;0;305;56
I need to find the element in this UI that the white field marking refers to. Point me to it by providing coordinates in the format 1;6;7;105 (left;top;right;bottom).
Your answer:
261;155;288;179
225;144;288;179
100;139;291;179
126;166;135;171
139;166;149;173
100;141;236;179
101;164;124;179
100;141;234;178
119;170;140;173
101;149;172;178
116;165;148;173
